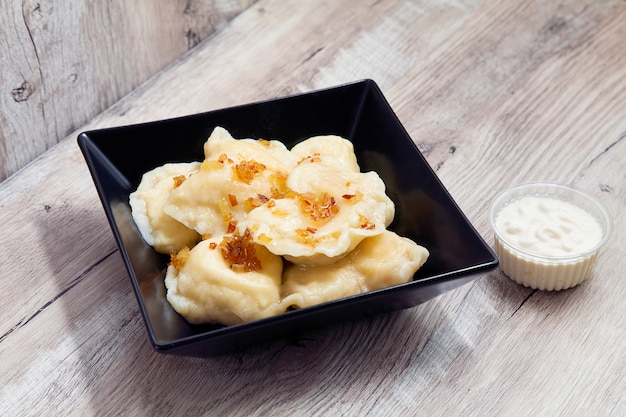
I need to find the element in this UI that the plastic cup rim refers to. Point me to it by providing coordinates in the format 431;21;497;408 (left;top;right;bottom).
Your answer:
489;181;612;262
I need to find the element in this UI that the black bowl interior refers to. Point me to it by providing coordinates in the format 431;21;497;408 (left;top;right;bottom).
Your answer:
78;79;498;357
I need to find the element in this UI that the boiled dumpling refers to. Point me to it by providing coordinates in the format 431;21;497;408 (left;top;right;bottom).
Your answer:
290;135;360;172
239;158;395;266
163;127;298;237
164;233;285;326
203;126;294;165
280;230;429;309
129;162;201;254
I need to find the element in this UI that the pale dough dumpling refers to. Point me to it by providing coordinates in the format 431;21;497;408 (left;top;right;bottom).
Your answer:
203;126;296;169
290;135;360;172
239;159;395;266
287;159;396;227
129;162;201;254
281;230;429;309
165;237;285;326
163;127;298;237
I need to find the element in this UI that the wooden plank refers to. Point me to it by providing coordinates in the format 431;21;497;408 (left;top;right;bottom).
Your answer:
0;0;624;415
0;0;256;182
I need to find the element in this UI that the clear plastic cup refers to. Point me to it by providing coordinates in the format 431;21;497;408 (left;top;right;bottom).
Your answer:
489;182;611;290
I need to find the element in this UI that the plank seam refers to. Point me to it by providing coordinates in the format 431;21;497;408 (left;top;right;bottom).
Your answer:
0;249;117;344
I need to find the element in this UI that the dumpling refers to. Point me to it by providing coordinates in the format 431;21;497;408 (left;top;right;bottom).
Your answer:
280;230;429;309
290;135;360;172
287;158;395;227
163;127;298;237
129;162;201;254
164;232;285;326
203;126;295;166
239;159;395;266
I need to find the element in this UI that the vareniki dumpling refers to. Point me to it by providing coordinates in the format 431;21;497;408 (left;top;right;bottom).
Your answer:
129;162;201;254
203;126;295;167
163;127;298;237
281;230;429;309
239;157;395;266
290;135;361;172
165;235;285;325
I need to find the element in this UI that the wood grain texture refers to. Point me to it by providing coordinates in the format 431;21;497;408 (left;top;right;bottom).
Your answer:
0;0;256;182
0;0;624;415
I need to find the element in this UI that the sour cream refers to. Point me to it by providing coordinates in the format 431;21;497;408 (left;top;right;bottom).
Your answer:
495;196;603;258
489;183;610;291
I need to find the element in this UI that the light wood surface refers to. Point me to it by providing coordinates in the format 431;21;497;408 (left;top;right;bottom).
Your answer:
1;0;624;415
0;0;256;182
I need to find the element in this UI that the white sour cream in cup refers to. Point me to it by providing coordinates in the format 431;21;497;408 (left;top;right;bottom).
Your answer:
489;183;611;290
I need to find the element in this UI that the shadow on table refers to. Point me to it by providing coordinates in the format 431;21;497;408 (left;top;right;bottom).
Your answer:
38;202;468;415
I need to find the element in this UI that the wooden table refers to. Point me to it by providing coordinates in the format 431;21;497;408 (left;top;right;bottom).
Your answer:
1;0;624;415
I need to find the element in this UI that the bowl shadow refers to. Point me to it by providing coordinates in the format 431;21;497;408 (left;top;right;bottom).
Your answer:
36;203;458;413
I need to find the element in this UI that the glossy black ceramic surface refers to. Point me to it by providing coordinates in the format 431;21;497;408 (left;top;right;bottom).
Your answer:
78;79;498;357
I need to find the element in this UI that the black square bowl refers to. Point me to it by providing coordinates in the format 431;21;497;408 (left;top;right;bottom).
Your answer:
78;79;498;357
